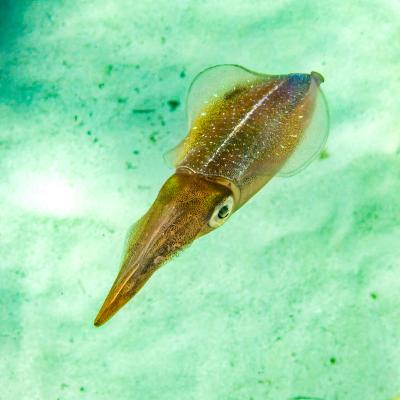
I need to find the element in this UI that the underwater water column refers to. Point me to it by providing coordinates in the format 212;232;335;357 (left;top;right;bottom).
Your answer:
0;0;399;399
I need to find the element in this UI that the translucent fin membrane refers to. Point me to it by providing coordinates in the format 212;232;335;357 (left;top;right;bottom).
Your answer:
163;141;185;168
278;81;329;177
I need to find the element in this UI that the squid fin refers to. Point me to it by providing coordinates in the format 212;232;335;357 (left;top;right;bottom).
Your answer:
278;82;329;177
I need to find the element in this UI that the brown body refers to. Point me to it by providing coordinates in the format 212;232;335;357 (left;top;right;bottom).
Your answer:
94;65;328;326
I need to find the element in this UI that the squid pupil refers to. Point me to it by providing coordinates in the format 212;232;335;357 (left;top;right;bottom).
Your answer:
218;205;230;219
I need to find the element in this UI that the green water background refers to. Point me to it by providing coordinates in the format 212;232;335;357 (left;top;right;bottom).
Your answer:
0;1;399;399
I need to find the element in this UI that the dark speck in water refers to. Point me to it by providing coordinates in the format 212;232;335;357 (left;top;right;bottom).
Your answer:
319;149;330;160
330;357;336;365
126;162;136;170
149;131;158;143
180;70;186;78
98;83;105;89
87;130;92;136
137;184;151;191
290;397;325;400
370;292;378;300
167;99;180;111
106;64;113;75
45;91;58;99
132;108;155;114
117;97;128;104
132;149;140;155
159;116;166;126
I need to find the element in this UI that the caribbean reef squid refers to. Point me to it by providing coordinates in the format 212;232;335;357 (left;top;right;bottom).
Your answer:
94;64;329;326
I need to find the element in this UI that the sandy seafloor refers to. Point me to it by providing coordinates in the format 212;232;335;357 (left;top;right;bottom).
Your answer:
0;1;399;399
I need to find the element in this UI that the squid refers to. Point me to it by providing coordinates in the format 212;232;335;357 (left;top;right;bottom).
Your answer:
94;64;329;326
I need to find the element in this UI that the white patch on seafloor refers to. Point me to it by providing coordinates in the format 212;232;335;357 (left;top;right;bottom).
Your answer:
14;174;84;217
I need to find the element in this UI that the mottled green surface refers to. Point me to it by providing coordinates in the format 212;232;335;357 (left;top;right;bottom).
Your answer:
0;1;399;399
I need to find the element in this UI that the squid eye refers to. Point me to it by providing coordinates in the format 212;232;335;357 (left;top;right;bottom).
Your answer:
209;196;234;228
